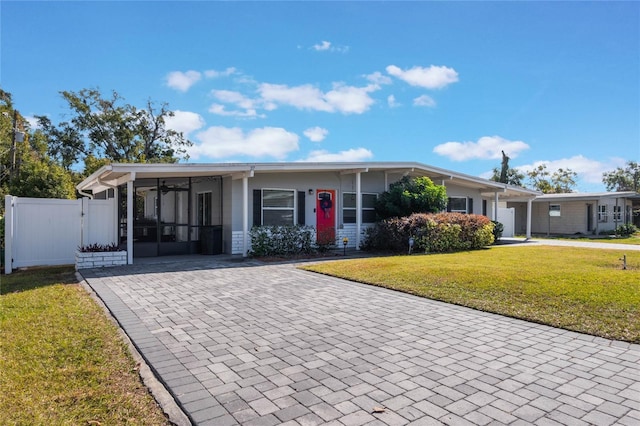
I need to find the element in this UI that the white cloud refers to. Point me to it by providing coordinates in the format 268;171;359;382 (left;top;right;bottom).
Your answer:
164;110;205;135
24;115;39;129
191;126;299;159
433;136;530;161
258;82;378;115
413;95;436;107
304;127;329;142
166;70;202;92
301;148;374;162
208;104;262;118
518;155;625;185
209;89;264;117
312;40;349;53
365;72;392;85
387;95;400;108
313;40;332;51
386;65;459;89
204;67;236;78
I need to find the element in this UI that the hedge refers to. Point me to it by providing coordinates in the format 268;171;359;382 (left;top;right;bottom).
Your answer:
361;212;495;253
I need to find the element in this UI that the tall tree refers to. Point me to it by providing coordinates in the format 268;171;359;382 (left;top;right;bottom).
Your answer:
1;90;76;209
602;161;640;192
37;88;192;171
526;164;576;193
490;151;525;186
375;175;447;219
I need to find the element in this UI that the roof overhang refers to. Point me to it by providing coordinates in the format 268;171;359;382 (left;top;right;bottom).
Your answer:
76;161;541;199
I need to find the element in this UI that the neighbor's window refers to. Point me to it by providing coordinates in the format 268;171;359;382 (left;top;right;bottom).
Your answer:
262;189;295;226
598;205;608;222
613;205;622;221
447;196;470;213
343;192;377;224
549;204;561;217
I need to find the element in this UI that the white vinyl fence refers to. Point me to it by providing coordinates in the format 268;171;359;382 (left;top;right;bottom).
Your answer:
4;195;117;274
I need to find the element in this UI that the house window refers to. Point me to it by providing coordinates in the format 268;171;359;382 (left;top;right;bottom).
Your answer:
549;204;561;217
447;197;470;213
197;192;212;226
613;205;622;221
262;189;296;226
598;205;608;222
343;193;377;224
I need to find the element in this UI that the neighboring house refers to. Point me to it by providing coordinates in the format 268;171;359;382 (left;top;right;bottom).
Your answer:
76;162;540;263
506;192;639;236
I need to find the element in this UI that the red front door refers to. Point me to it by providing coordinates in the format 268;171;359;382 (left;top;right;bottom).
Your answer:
316;189;336;244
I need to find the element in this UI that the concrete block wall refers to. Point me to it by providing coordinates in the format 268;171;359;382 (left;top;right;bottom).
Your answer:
75;251;127;270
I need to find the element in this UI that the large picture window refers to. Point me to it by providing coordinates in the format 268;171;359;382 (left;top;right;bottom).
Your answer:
447;196;472;213
343;193;377;224
262;189;295;226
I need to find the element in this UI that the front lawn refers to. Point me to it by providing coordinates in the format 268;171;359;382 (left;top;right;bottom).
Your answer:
529;233;640;245
301;246;640;343
0;267;170;425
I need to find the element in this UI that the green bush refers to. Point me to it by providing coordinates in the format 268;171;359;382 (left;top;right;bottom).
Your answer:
615;223;638;236
249;225;314;257
491;220;504;242
362;212;494;254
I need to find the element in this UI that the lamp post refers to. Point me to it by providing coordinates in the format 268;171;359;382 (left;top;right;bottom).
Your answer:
342;237;349;256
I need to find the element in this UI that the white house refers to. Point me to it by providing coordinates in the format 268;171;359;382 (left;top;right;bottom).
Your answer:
75;162;540;263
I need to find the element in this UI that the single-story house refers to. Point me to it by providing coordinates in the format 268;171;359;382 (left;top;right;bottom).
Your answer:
76;162;540;263
506;191;639;236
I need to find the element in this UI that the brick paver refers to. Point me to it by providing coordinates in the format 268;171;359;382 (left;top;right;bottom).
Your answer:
81;258;640;425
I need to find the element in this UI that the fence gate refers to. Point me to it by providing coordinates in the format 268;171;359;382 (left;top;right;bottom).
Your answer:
4;196;116;274
497;207;515;238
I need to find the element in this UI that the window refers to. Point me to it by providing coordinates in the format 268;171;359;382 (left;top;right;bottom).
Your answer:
343;192;377;224
197;192;212;226
262;189;295;226
447;197;470;213
613;205;622;221
549;204;561;217
598;205;608;222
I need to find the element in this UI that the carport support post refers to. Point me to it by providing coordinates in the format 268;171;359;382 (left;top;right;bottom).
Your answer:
494;192;499;221
356;171;362;250
526;198;532;239
127;177;134;265
242;175;249;257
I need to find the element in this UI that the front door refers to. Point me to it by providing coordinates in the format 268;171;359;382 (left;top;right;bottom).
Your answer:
316;189;336;244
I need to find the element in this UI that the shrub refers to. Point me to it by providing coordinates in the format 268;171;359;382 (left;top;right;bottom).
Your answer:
362;212;494;254
375;176;447;220
491;220;504;242
615;223;638;236
78;243;121;252
249;225;314;257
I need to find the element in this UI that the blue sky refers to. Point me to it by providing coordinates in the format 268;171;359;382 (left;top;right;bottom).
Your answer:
2;1;639;191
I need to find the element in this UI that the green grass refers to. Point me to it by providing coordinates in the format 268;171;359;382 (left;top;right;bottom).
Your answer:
0;267;170;425
302;246;640;343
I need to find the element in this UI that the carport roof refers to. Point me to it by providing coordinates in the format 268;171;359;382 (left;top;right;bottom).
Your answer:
77;161;540;200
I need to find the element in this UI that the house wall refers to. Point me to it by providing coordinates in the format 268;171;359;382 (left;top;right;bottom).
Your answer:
528;198;633;235
225;171;487;254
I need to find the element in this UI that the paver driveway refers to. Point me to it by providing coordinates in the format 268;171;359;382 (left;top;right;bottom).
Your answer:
81;259;640;426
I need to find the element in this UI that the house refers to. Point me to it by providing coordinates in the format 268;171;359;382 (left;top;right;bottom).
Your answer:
505;191;639;236
75;162;540;263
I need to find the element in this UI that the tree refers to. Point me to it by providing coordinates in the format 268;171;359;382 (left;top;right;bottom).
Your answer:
602;161;640;192
37;88;192;170
1;90;76;209
526;164;577;194
490;151;525;186
375;175;447;219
